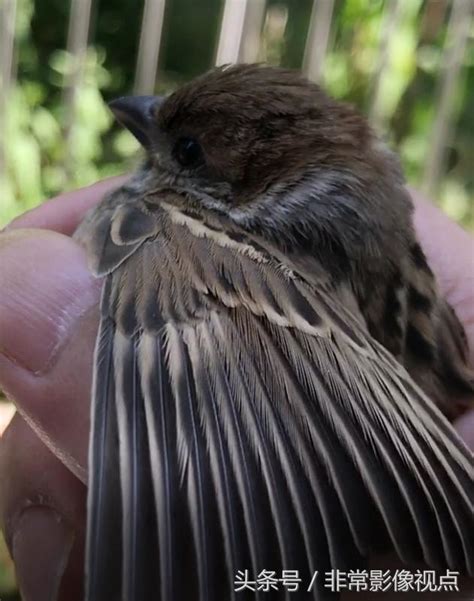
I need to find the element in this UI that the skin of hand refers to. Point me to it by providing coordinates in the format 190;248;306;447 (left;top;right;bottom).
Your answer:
0;178;472;601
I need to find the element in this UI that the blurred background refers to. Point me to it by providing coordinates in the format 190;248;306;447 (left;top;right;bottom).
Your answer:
0;0;473;597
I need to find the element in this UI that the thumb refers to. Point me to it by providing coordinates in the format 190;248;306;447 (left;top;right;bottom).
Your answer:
0;229;101;481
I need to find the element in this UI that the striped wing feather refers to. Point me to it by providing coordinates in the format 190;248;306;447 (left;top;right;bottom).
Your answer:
82;197;473;601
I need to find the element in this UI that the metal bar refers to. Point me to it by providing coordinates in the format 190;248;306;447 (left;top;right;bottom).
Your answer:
238;0;266;63
63;0;93;179
0;0;16;93
0;0;17;191
134;0;166;94
215;0;249;65
302;0;335;83
422;0;472;196
368;0;402;127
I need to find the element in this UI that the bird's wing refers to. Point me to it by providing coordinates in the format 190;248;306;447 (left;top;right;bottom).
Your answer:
78;195;473;601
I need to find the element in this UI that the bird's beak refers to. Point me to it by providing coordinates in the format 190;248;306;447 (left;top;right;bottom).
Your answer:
108;95;165;148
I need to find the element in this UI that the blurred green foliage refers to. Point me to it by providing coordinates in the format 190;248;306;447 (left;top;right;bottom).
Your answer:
0;0;473;229
0;532;16;599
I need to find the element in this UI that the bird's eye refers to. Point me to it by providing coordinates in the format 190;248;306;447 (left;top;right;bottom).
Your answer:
174;136;203;168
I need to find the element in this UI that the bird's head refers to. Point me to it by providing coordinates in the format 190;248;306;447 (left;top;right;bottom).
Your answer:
110;64;411;261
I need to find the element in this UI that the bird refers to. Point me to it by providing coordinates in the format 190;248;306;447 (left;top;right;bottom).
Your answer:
74;64;474;601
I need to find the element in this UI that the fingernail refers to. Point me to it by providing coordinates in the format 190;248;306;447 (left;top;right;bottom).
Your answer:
0;230;100;374
12;506;74;601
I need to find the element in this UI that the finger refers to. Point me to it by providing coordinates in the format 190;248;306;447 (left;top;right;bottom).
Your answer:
411;190;474;365
0;229;101;481
0;403;15;436
454;409;474;450
5;175;127;236
0;413;86;601
410;192;474;446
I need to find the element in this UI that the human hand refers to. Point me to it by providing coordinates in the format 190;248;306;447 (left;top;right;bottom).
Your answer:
0;181;472;600
0;177;125;601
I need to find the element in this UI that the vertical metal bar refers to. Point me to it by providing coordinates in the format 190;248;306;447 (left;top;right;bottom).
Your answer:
0;0;16;93
302;0;335;82
134;0;166;94
422;0;472;196
63;0;93;179
238;0;266;63
368;0;402;127
215;0;249;65
0;0;17;191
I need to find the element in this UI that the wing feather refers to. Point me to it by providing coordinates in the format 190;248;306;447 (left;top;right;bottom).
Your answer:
209;315;315;590
139;332;180;600
85;307;122;601
114;328;159;598
197;320;277;599
81;195;473;601
185;325;246;601
165;325;216;601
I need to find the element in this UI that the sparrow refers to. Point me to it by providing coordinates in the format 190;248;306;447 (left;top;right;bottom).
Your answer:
74;64;474;601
